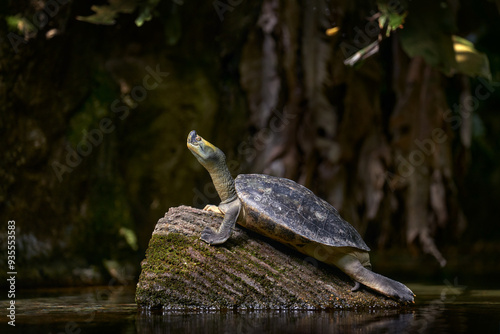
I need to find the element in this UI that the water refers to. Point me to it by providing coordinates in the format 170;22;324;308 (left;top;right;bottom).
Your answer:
1;284;499;334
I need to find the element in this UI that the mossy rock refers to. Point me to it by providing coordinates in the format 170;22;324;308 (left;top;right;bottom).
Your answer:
136;206;403;310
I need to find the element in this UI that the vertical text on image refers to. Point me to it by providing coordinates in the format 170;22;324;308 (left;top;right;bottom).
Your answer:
7;220;16;327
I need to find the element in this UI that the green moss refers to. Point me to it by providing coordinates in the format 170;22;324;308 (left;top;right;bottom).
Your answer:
138;232;271;308
139;233;217;306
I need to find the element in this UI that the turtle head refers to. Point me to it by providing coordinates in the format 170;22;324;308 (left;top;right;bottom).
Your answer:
187;130;226;170
187;130;236;203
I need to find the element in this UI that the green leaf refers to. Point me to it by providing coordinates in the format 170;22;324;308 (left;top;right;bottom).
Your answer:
398;0;457;75
164;6;182;46
135;8;152;27
135;0;161;27
341;0;409;66
76;0;138;25
452;35;492;80
6;15;37;34
119;227;138;251
377;1;408;37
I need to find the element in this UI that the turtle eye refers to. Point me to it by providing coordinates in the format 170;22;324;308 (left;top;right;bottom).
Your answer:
196;135;201;141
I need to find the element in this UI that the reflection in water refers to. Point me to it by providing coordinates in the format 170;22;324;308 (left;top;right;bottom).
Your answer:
0;285;499;334
136;309;415;334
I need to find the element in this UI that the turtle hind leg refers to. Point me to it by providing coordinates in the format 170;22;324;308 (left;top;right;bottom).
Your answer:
201;200;241;245
351;263;372;292
335;254;415;303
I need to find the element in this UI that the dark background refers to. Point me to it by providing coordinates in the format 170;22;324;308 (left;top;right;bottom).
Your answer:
1;0;499;288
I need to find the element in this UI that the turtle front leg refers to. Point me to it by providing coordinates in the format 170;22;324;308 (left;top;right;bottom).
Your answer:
201;200;241;245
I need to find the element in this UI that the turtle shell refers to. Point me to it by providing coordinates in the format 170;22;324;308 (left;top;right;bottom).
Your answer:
235;174;370;251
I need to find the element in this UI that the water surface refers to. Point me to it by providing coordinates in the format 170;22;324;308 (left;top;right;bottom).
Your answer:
1;284;499;333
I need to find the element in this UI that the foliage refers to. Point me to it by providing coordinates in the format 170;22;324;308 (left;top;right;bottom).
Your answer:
5;14;37;38
343;0;492;80
76;0;181;45
377;0;407;37
398;0;457;74
452;35;492;80
76;0;161;26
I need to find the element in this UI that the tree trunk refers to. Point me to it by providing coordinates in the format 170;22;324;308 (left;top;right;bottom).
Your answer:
236;0;467;265
136;206;403;310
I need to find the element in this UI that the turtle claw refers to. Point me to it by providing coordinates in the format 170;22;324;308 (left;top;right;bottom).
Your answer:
351;281;361;292
204;205;223;214
393;284;416;303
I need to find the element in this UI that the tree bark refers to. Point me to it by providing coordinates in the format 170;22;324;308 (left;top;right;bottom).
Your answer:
236;0;469;266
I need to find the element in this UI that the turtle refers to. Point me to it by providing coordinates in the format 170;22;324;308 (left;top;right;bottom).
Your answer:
187;130;415;303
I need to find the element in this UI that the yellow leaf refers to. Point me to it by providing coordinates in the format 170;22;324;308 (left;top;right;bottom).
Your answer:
326;27;340;36
453;35;492;80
